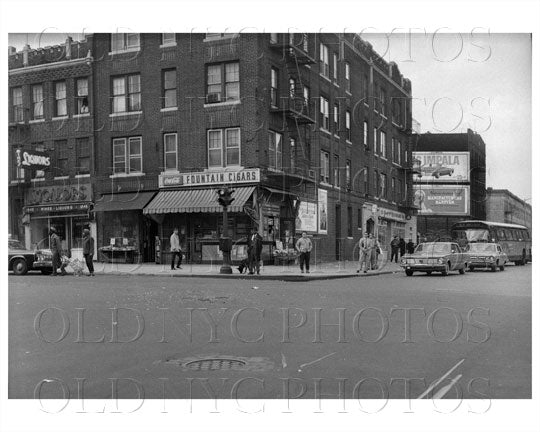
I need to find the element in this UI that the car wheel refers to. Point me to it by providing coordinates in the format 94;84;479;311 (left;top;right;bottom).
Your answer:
459;267;465;274
469;266;475;272
12;258;28;276
499;264;505;271
491;263;497;272
405;269;414;276
426;271;432;275
441;262;449;276
41;269;52;275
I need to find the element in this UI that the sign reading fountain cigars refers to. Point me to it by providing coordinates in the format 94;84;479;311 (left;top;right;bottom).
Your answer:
159;168;261;188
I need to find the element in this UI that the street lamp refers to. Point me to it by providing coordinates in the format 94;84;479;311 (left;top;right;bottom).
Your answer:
217;187;235;274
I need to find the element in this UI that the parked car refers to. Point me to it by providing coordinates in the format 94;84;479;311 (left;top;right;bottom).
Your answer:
8;239;53;275
465;242;508;272
400;242;468;276
420;164;454;179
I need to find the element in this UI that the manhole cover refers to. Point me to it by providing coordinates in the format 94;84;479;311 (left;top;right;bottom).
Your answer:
185;359;247;371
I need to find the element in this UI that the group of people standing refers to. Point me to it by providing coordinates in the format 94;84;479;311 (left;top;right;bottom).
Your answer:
390;235;416;263
49;227;95;276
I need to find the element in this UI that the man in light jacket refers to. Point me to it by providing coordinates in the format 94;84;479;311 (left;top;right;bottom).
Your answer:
82;228;95;276
357;232;370;273
170;227;182;270
295;231;313;274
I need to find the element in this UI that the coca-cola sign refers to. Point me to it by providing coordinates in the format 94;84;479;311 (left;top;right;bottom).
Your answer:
15;148;51;171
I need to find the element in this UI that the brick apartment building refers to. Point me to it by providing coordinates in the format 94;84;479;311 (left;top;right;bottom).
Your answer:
8;33;416;264
486;187;532;231
412;129;487;240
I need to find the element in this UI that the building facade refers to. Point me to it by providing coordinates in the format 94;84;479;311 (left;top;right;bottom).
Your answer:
412;129;487;240
486;188;532;231
8;33;416;264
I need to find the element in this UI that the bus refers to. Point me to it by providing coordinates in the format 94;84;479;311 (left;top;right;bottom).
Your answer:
451;220;531;265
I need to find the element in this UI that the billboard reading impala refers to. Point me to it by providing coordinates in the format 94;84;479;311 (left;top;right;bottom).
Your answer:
413;152;470;182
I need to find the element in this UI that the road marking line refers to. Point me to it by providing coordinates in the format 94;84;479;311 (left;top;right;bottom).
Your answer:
417;358;465;399
298;352;336;370
433;374;463;399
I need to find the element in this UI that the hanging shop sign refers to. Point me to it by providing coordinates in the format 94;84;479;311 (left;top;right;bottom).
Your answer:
378;208;406;222
318;188;328;235
159;168;261;188
25;183;92;206
15;148;51;171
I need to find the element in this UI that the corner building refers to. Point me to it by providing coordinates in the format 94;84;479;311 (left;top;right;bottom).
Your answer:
9;33;416;264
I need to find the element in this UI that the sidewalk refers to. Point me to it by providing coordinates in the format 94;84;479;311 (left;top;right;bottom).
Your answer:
69;257;404;281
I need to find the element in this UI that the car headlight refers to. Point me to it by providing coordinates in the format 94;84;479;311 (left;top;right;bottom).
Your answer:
438;258;444;264
488;256;495;261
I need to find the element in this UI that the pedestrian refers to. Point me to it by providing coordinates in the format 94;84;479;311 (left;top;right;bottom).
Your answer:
170;227;182;270
82;228;95;277
399;237;406;257
296;231;313;274
357;232;370;273
247;228;263;275
370;234;381;270
49;227;66;276
406;238;415;255
390;235;400;263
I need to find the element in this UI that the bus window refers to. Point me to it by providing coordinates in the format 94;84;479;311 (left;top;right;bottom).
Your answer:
524;231;530;240
515;229;523;241
504;229;513;240
497;229;506;240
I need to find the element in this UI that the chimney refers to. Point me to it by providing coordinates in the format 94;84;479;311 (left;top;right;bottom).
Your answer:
65;36;72;59
23;44;30;66
8;46;16;55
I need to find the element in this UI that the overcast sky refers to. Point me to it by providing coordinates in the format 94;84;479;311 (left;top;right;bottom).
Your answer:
8;32;532;201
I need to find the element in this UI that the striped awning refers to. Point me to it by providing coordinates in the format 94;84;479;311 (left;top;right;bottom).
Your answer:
143;186;255;214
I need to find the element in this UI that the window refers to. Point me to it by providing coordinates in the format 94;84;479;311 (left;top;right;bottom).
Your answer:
268;130;282;170
320;96;329;130
32;85;44;120
333;155;340;187
112;75;141;113
345;110;351;141
391;177;396;202
208;128;241;168
363;121;368;146
11;87;23;122
162;33;175;45
303;86;310;106
76;137;90;174
320;43;329;77
380;88;387;116
320;151;330;183
289;78;296;99
391;138;396;162
113;137;142;174
76;78;89;114
32;143;45;179
333;53;338;81
397;141;402;165
347;207;353;237
333;103;339;133
54;140;69;176
380;131;386;158
162;69;177;108
54;81;67;117
206;62;240;103
270;33;278;44
358;208;362;229
374;170;379;197
346;160;351;188
290;138;296;169
111;33;140;52
380;173;387;198
373;128;378;152
302;33;309;52
393;98;402;125
345;62;351;92
270;68;279;107
397;179;403;203
363;167;369;193
164;133;178;171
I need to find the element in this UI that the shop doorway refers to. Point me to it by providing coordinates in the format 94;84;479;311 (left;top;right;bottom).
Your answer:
142;218;158;262
366;217;375;235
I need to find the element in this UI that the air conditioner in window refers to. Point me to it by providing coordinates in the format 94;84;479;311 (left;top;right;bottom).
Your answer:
308;169;315;178
207;93;221;104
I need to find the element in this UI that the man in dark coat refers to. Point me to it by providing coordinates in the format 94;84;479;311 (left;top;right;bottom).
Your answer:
390;235;400;263
406;239;415;255
247;228;263;275
82;228;95;276
399;237;406;257
50;227;66;276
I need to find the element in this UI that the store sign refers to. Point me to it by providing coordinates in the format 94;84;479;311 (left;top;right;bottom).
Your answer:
15;148;51;171
25;202;91;214
412;152;470;182
318;188;328;234
413;185;469;215
295;201;317;233
26;183;92;206
379;208;406;222
159;168;260;188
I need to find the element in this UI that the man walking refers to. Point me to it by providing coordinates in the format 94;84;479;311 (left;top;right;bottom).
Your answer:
82;228;95;277
390;235;400;263
357;232;370;273
406;238;415;255
295;231;313;274
170;227;182;270
247;228;263;275
399;237;406;258
370;234;380;270
50;227;66;276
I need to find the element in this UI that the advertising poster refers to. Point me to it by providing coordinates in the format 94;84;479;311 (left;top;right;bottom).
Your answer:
412;152;470;182
413;185;470;215
318;188;328;234
295;201;317;233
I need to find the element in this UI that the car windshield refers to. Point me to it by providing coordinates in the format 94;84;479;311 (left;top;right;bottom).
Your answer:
415;243;451;254
468;243;497;253
8;240;26;250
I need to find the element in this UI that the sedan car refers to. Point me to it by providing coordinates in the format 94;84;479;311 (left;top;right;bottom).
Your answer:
8;239;53;275
400;242;468;276
465;242;508;272
420;164;454;179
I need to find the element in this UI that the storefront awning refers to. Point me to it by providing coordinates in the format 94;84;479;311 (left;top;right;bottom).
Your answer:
143;186;255;214
93;192;157;212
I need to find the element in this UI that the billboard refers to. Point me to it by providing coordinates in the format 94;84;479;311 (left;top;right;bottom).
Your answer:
413;152;470;182
413;185;470;215
318;188;328;234
295;201;317;233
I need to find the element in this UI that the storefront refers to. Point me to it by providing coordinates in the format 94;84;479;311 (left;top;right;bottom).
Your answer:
362;203;413;253
23;183;95;258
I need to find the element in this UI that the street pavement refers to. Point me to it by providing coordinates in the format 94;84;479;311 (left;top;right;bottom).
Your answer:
8;263;531;401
